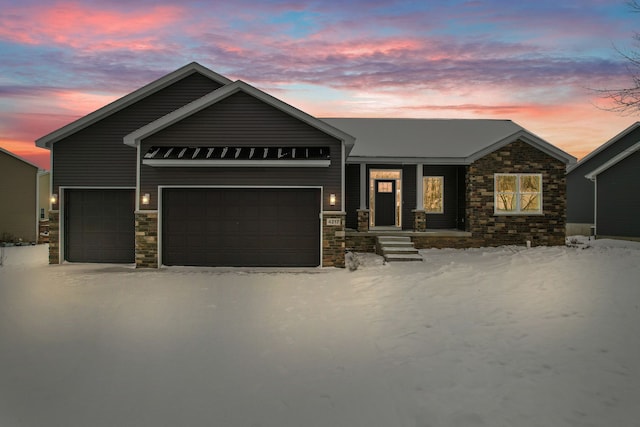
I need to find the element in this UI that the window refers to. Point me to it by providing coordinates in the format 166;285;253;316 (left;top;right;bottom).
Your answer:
377;181;393;193
423;176;444;213
495;174;542;214
40;208;45;219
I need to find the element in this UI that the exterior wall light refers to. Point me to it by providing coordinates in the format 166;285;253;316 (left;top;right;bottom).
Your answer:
141;193;150;205
50;193;58;205
329;193;336;206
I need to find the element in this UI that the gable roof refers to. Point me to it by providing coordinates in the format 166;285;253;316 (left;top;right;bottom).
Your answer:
35;62;232;149
321;118;576;164
584;141;640;180
0;146;41;170
124;80;356;153
567;121;640;173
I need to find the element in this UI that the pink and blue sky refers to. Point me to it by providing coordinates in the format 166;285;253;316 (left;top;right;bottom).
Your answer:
1;0;639;169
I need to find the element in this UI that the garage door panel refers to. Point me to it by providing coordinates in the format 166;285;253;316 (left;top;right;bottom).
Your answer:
65;189;135;263
162;188;321;267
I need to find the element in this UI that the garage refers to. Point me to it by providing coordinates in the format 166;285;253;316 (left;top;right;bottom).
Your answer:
64;189;135;263
162;188;321;267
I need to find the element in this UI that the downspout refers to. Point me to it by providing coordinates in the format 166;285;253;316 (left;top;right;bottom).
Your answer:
593;177;597;238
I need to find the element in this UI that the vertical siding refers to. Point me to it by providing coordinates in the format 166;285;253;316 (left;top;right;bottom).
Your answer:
345;164;360;229
596;151;640;237
140;91;344;211
52;72;223;192
567;127;640;223
401;165;416;230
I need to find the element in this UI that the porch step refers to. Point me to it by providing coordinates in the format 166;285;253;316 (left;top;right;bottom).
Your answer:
376;236;423;262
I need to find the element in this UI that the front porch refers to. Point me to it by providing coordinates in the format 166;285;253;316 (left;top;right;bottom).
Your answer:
345;228;476;253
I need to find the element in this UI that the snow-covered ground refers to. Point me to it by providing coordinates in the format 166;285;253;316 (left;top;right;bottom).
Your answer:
0;239;639;427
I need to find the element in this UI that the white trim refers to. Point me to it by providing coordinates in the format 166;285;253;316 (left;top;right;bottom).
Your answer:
157;185;325;268
369;169;403;228
136;144;141;211
36;62;232;148
416;164;423;210
493;173;543;215
35;170;40;241
467;131;576;165
593;178;598;237
59;186;136;264
341;143;346;211
142;159;331;167
584;141;640;180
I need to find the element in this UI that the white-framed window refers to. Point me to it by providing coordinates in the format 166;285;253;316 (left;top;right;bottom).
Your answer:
494;173;542;215
423;176;444;213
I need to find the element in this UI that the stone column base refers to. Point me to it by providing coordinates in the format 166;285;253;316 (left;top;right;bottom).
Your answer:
135;211;158;268
48;211;59;264
357;209;370;232
322;212;346;268
413;209;426;232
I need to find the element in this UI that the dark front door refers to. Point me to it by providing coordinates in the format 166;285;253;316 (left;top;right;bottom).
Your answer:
375;180;396;226
162;188;321;267
64;189;135;263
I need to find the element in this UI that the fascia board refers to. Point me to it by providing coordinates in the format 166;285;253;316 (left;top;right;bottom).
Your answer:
346;156;468;165
584;141;640;180
36;62;232;149
567;121;640;174
465;131;577;165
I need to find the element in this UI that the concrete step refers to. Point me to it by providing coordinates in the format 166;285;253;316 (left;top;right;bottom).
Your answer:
376;235;422;262
377;236;411;243
382;246;419;254
384;253;423;262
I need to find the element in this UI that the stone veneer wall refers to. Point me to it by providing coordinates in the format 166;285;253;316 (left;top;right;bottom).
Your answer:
322;212;346;268
467;140;567;246
135;211;158;268
48;211;59;264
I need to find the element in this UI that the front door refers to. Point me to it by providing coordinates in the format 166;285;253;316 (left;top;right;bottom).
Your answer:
375;180;396;226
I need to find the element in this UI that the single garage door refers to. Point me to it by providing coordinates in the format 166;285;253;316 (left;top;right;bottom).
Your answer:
162;188;321;267
64;189;135;263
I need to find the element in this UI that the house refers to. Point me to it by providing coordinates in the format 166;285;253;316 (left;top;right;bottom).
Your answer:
0;147;45;244
583;142;640;241
566;122;640;236
36;62;576;268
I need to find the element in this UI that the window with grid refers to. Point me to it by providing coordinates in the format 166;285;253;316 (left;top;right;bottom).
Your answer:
494;174;542;214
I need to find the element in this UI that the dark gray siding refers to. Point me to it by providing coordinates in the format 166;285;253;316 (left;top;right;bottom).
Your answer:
140;92;343;211
53;72;223;192
422;165;464;229
401;165;416;230
567;126;640;223
596;151;640;237
345;164;360;229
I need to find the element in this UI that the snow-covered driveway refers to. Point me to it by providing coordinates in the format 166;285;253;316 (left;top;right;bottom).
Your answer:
1;241;639;427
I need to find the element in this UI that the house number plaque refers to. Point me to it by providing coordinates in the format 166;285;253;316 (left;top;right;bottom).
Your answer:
326;218;341;226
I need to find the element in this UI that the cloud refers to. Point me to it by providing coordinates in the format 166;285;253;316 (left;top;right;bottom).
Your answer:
0;2;184;51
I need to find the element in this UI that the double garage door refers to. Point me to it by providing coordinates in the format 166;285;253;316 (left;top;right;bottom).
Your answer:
162;188;321;267
64;188;321;267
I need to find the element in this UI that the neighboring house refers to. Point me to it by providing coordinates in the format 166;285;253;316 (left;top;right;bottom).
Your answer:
566;122;640;236
0;147;45;244
583;142;640;241
38;171;51;243
36;62;576;268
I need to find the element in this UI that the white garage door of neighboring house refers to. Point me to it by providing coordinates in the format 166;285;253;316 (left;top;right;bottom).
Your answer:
162;188;321;267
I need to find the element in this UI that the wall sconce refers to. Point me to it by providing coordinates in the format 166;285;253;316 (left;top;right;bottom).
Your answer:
141;193;150;205
50;193;58;205
329;193;336;206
